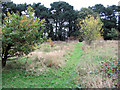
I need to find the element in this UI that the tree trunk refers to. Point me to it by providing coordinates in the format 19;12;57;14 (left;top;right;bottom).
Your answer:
68;20;72;37
2;44;11;67
2;57;7;67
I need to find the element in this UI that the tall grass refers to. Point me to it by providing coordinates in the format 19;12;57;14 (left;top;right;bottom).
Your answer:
76;40;118;88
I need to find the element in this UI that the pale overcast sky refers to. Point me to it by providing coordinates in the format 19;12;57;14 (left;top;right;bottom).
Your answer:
11;0;119;10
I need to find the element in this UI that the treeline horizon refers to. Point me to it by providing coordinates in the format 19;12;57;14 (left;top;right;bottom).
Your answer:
2;1;120;41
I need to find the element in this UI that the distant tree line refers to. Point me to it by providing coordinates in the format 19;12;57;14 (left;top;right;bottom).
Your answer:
2;1;120;40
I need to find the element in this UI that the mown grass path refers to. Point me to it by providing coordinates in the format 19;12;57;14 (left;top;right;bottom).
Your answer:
2;42;83;88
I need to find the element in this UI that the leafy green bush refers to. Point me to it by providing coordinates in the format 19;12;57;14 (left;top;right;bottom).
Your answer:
78;15;103;44
2;6;45;67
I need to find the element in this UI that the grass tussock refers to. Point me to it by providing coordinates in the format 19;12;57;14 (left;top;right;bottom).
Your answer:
44;50;66;67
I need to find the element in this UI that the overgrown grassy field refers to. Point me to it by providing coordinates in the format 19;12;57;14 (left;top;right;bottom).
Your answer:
2;40;118;88
76;40;118;88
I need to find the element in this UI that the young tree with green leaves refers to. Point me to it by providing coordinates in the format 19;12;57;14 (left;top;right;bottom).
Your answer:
2;6;45;67
79;15;103;44
89;4;118;40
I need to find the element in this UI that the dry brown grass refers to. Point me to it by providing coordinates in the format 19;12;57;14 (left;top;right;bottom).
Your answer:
25;41;76;75
82;40;118;59
26;50;66;74
78;75;113;88
43;50;66;68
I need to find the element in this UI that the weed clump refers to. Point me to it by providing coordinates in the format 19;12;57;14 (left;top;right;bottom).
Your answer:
98;58;119;88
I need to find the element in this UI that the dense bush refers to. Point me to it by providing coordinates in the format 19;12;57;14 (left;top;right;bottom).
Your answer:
2;6;45;67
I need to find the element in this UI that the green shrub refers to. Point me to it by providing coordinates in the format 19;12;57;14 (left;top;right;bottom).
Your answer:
106;28;118;40
2;6;45;67
78;15;103;45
